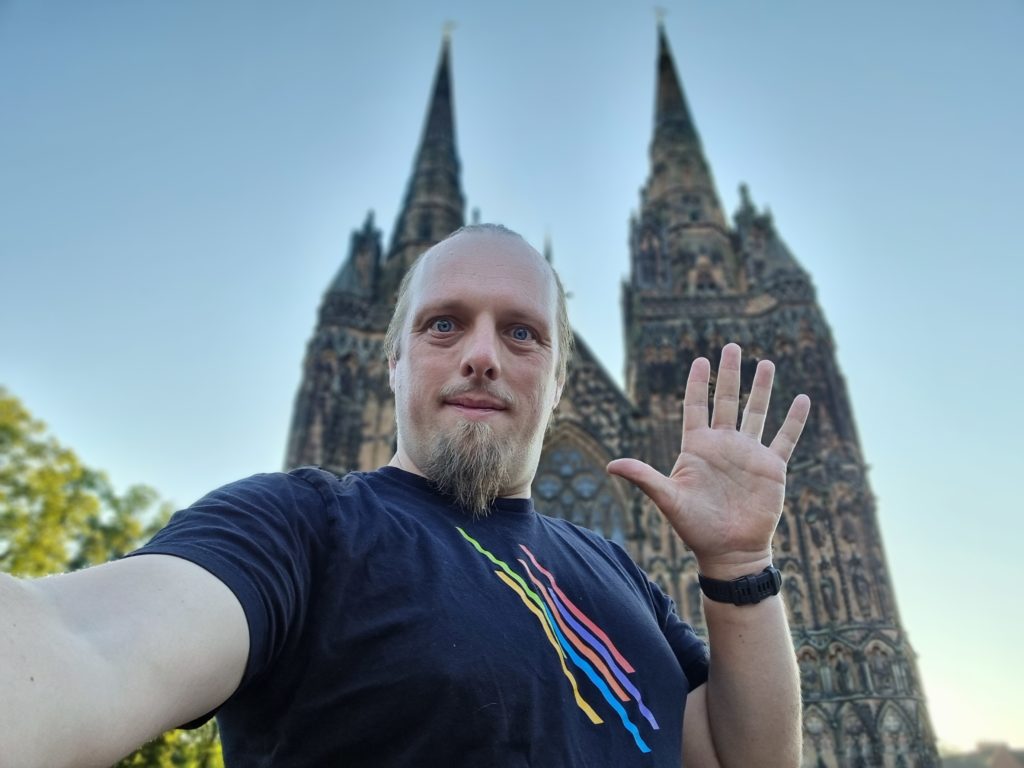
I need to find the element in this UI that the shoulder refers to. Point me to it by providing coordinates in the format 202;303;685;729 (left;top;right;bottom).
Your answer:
139;467;363;563
177;468;334;528
188;466;391;519
192;467;336;507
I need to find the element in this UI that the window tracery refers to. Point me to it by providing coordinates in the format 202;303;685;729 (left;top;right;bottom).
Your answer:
533;442;627;545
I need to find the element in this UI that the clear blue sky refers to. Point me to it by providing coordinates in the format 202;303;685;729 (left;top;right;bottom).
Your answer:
1;0;1021;752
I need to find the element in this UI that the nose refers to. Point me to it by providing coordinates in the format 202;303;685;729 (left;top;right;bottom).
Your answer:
460;322;501;381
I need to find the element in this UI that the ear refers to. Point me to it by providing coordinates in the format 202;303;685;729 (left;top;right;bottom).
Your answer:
388;355;397;392
552;375;565;410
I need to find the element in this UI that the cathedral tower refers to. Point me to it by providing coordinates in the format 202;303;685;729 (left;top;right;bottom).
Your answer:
619;26;939;767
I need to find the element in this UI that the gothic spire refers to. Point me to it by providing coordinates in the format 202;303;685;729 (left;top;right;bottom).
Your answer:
386;35;466;271
653;23;698;148
645;24;727;230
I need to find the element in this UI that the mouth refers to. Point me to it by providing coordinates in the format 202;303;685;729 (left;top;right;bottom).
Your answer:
442;387;516;417
444;398;508;414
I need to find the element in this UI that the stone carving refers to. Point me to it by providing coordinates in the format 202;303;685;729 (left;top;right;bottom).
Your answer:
804;710;839;768
799;648;822;695
807;506;828;549
820;558;839;622
849;552;874;619
533;441;627;545
785;572;806;626
829;646;859;695
869;645;897;693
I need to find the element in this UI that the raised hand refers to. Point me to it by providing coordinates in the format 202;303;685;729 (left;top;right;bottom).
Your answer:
606;343;810;579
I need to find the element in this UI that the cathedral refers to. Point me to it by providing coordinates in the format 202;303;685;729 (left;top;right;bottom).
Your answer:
286;26;940;768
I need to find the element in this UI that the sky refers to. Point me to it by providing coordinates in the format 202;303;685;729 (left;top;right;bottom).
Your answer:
1;0;1022;753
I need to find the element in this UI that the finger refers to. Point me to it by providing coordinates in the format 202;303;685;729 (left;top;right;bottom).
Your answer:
606;458;679;518
682;357;711;440
710;343;743;430
739;359;775;441
769;394;812;463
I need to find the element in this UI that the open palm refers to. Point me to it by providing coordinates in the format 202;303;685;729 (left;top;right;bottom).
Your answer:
608;343;810;576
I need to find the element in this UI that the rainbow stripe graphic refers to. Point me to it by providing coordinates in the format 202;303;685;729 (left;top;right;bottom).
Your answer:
456;527;659;754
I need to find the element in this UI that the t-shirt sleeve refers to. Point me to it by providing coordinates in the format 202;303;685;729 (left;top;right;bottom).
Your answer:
125;467;337;694
603;537;710;691
653;583;710;691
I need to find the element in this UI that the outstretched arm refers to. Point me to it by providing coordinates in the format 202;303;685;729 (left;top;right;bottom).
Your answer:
608;342;810;768
1;554;248;768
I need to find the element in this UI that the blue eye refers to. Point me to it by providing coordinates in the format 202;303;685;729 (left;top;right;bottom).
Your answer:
431;318;455;333
511;326;534;342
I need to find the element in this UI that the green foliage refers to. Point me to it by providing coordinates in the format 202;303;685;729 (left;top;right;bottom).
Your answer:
0;388;224;767
114;726;224;768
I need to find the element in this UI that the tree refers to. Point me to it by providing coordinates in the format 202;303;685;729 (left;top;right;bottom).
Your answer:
0;388;224;767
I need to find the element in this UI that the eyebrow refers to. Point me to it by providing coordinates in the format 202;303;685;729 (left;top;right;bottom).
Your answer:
410;300;468;327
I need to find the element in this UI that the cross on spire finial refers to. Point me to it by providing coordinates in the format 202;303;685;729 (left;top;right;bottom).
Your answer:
442;20;457;41
654;6;668;25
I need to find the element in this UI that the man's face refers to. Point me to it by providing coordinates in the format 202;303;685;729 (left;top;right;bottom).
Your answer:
389;231;564;506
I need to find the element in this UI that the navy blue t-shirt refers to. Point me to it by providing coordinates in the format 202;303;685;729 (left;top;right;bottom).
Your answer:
131;466;709;766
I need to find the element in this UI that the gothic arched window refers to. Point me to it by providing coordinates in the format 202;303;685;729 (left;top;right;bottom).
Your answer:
532;440;628;545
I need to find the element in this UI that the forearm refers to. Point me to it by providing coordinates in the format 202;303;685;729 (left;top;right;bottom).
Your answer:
1;569;180;768
0;572;109;767
4;557;250;767
701;563;801;768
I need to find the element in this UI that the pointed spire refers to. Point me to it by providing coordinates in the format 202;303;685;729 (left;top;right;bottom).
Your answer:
644;24;727;230
625;23;740;306
386;35;466;271
732;184;810;293
419;36;456;166
739;183;754;214
653;24;699;148
329;210;382;298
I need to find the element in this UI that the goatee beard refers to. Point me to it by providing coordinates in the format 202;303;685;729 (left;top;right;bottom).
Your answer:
422;420;514;518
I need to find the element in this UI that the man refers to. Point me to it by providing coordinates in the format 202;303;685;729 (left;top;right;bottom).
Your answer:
0;224;809;767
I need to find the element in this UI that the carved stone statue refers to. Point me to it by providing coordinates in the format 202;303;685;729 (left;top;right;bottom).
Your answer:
785;575;806;625
850;553;873;618
831;649;858;695
799;650;822;695
820;559;839;622
870;646;896;693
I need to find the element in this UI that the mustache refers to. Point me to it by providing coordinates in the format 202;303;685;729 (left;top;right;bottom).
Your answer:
437;382;515;408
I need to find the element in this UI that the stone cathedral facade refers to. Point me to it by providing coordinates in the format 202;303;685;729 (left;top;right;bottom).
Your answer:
286;28;939;768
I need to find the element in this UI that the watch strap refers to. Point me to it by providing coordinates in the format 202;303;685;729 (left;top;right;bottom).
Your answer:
698;565;782;605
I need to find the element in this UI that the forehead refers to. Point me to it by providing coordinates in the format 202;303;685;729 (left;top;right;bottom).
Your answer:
408;233;558;323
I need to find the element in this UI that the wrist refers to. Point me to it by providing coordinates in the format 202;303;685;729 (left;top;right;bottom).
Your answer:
698;564;782;606
696;552;773;581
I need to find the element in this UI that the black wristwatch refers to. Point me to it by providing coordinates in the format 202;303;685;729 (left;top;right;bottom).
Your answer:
698;566;783;605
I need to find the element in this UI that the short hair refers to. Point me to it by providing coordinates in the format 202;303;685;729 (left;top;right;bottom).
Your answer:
383;223;574;381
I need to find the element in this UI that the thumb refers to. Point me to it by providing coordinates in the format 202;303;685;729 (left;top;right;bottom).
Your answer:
606;458;677;513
